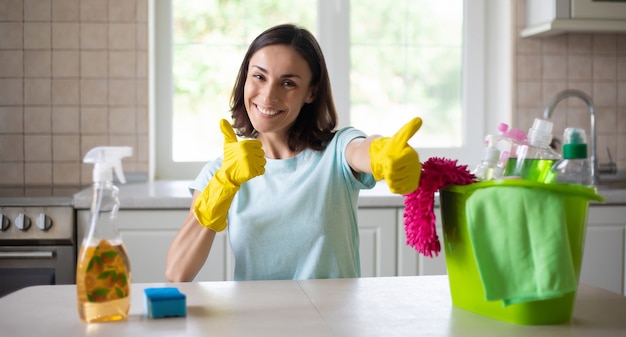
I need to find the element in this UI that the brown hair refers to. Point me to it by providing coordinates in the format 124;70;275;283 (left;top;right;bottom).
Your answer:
230;24;337;151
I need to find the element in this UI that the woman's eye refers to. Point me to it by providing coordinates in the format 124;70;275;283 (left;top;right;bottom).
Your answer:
252;74;264;80
282;81;296;87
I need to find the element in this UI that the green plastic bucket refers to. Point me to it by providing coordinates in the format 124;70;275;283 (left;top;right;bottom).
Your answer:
440;180;604;325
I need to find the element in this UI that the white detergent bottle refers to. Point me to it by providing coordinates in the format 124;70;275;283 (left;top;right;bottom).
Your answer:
76;146;133;323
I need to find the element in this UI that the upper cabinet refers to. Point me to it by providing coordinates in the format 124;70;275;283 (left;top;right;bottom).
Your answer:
522;0;626;38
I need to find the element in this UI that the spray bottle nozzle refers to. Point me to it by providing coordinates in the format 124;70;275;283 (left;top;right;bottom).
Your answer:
83;146;133;183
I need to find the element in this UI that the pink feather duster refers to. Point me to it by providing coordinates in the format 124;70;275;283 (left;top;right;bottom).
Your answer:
403;157;476;257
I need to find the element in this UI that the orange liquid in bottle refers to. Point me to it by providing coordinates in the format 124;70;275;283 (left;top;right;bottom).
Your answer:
76;239;131;322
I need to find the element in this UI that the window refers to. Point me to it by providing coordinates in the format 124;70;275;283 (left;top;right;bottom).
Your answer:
152;1;510;180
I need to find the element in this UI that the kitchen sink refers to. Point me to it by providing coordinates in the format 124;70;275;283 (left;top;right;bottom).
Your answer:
597;172;626;190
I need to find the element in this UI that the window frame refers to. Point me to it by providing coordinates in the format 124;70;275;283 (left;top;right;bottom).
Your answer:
149;0;511;180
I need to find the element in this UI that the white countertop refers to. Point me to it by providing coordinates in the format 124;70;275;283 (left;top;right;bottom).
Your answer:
1;276;625;336
72;180;407;209
72;180;626;210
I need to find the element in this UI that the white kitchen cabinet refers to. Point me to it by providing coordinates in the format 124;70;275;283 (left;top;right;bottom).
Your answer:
76;210;233;283
580;206;626;295
77;208;400;282
357;208;397;277
523;0;626;37
397;207;447;276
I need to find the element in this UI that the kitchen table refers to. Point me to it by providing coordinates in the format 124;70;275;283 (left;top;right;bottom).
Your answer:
1;275;625;337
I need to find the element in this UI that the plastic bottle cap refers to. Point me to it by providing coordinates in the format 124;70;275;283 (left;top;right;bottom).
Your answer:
527;118;553;147
562;127;588;159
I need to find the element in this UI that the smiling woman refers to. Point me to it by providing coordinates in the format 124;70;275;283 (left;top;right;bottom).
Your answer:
153;0;507;180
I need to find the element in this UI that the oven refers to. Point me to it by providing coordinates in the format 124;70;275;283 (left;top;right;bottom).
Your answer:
0;199;76;297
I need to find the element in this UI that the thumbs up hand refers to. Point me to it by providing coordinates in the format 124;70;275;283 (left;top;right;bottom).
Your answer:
193;120;265;232
218;119;266;186
369;117;423;195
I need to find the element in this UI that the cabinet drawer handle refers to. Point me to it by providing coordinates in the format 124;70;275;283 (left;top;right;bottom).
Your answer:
0;251;55;259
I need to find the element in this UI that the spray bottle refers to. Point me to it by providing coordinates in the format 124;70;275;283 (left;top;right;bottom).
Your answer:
472;134;509;181
76;146;132;323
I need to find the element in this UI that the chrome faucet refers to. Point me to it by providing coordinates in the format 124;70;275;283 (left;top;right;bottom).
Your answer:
543;89;598;185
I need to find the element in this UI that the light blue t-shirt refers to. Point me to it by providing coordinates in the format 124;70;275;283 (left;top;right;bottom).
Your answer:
189;127;376;280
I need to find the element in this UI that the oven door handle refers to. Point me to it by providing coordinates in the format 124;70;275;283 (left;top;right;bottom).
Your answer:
0;251;56;259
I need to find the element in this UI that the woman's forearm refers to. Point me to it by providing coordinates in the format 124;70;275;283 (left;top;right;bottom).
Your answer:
165;192;217;282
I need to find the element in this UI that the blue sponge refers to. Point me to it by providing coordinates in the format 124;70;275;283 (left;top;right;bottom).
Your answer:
144;287;187;319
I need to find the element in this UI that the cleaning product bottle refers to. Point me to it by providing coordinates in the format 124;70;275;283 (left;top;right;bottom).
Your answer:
497;122;527;175
504;118;561;182
472;134;506;181
544;127;592;186
76;146;133;323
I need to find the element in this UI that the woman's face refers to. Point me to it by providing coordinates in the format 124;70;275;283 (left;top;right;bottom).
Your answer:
244;44;316;139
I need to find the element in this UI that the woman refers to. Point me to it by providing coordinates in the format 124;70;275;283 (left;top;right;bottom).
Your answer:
166;24;422;282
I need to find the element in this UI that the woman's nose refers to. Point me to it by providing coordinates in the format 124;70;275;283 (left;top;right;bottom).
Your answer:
261;82;279;103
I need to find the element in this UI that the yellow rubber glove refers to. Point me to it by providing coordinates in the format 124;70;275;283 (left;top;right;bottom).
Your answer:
369;117;422;195
194;119;266;231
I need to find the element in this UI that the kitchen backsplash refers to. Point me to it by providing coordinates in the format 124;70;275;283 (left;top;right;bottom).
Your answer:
0;0;624;193
0;0;148;192
513;0;626;171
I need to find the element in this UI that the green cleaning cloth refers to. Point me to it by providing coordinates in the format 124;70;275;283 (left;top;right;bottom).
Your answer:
465;186;577;306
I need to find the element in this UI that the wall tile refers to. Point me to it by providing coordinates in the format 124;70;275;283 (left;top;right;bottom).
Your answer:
52;134;79;161
52;162;80;185
0;78;23;105
108;79;135;105
25;162;53;184
0;106;23;133
52;106;79;132
593;34;617;55
24;78;51;105
0;134;24;161
516;55;542;80
52;0;79;21
0;0;23;21
24;0;51;21
52;22;79;49
0;163;24;185
24;50;51;77
593;55;617;80
80;23;107;49
617;56;626;80
568;34;592;55
81;50;108;77
52;50;79;77
593;82;618;107
0;50;23;77
568;55;592;80
109;51;135;77
80;78;107;105
109;23;136;50
24;22;51;49
24;106;51;133
24;134;52;161
52;78;80;105
2;0;149;189
109;0;135;22
80;107;108;133
543;55;567;80
109;107;136;133
0;23;23;49
80;0;107;22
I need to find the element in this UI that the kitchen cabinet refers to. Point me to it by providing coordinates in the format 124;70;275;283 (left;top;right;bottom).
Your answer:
580;205;626;295
77;208;400;282
522;0;626;37
77;204;626;295
397;208;448;276
76;210;233;282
